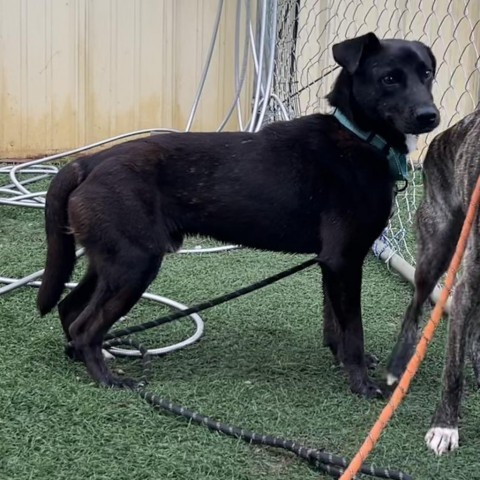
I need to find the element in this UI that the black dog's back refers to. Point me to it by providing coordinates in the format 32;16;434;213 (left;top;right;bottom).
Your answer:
70;114;393;255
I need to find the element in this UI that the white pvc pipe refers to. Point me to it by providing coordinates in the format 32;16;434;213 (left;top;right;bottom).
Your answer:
0;276;205;357
373;238;451;314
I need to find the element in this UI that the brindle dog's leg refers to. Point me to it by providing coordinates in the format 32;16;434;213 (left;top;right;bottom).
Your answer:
468;304;480;387
68;250;162;388
322;261;382;398
387;193;462;384
426;239;480;455
466;224;480;387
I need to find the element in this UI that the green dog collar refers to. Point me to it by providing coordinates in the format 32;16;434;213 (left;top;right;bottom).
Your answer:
333;108;409;182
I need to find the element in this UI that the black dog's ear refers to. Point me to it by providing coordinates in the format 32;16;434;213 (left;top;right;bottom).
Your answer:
412;41;437;75
425;46;437;74
332;32;381;74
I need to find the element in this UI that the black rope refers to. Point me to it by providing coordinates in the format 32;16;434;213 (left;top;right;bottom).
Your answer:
105;257;319;340
104;338;411;480
287;65;340;99
97;259;412;480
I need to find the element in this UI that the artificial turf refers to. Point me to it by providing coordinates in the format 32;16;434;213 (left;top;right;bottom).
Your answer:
1;204;479;480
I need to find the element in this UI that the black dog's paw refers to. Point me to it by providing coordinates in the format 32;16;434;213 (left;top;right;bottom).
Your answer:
335;352;379;370
351;378;384;399
365;352;380;370
64;344;85;362
101;375;145;391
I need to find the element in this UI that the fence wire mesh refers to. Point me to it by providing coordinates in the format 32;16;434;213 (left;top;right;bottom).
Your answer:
271;0;480;267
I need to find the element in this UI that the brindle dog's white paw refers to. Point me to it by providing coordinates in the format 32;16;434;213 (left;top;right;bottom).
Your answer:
386;373;399;386
425;427;459;455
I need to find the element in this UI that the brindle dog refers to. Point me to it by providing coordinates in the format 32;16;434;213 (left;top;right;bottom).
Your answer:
387;109;480;454
37;32;439;398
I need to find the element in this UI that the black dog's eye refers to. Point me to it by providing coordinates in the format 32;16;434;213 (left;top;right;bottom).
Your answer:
381;74;398;86
422;69;433;80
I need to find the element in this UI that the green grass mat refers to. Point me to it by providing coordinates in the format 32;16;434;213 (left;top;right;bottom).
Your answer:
1;205;479;480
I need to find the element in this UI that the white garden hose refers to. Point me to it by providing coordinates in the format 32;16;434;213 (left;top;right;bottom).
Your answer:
0;0;285;357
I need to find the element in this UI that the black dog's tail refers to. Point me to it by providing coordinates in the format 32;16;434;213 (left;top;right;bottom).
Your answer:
37;162;83;316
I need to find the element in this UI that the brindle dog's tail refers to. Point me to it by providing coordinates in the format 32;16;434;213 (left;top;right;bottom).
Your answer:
37;162;84;316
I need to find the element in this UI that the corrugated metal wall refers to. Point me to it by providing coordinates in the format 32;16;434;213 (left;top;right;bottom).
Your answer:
0;0;254;158
1;0;479;158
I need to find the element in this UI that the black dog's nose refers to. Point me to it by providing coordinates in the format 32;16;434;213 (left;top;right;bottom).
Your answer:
415;107;439;127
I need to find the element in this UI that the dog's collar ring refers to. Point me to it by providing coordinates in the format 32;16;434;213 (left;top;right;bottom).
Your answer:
394;179;409;194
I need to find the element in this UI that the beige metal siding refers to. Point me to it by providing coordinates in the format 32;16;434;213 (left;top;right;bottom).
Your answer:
0;0;254;158
1;0;479;158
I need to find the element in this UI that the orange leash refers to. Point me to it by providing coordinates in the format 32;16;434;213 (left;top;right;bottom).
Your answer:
339;173;480;480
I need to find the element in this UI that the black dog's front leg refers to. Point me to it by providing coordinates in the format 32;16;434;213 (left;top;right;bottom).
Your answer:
322;264;382;399
322;280;342;360
322;280;379;370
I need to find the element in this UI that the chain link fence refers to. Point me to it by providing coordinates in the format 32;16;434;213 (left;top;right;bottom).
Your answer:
270;0;480;272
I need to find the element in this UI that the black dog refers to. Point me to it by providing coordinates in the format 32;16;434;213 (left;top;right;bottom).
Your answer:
37;32;439;398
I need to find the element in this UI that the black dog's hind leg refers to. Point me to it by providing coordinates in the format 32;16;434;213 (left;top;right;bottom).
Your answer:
58;265;98;360
426;241;480;455
68;249;162;389
387;195;462;385
322;261;382;398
